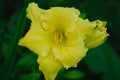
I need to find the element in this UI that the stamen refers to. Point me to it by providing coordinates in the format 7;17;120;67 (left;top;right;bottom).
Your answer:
59;33;63;43
54;32;63;45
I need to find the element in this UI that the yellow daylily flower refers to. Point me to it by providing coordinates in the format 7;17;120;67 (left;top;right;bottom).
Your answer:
18;2;109;80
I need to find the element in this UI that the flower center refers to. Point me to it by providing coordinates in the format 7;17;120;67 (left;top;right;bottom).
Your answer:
54;31;64;45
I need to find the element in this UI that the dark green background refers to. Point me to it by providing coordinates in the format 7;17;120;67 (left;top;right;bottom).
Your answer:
0;0;120;80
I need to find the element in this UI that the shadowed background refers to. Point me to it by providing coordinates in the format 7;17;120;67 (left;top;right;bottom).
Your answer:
0;0;120;80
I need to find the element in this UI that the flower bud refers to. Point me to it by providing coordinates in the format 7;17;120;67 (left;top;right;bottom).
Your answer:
85;20;109;49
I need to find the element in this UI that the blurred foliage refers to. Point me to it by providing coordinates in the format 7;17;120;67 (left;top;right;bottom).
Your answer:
0;0;120;80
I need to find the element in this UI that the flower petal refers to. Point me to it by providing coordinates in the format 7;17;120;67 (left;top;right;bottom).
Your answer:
26;2;44;23
37;54;62;80
18;24;53;57
41;7;80;32
52;33;88;69
76;18;96;38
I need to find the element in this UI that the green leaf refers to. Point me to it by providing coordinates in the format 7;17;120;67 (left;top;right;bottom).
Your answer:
0;6;27;80
84;46;107;73
56;68;66;80
0;29;4;67
19;72;41;80
11;52;39;78
84;42;120;80
16;52;38;71
0;29;4;52
79;12;86;19
63;69;84;80
2;43;9;59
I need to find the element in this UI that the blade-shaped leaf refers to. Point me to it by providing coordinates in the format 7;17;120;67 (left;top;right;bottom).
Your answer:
63;69;85;80
84;42;120;80
19;72;41;80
